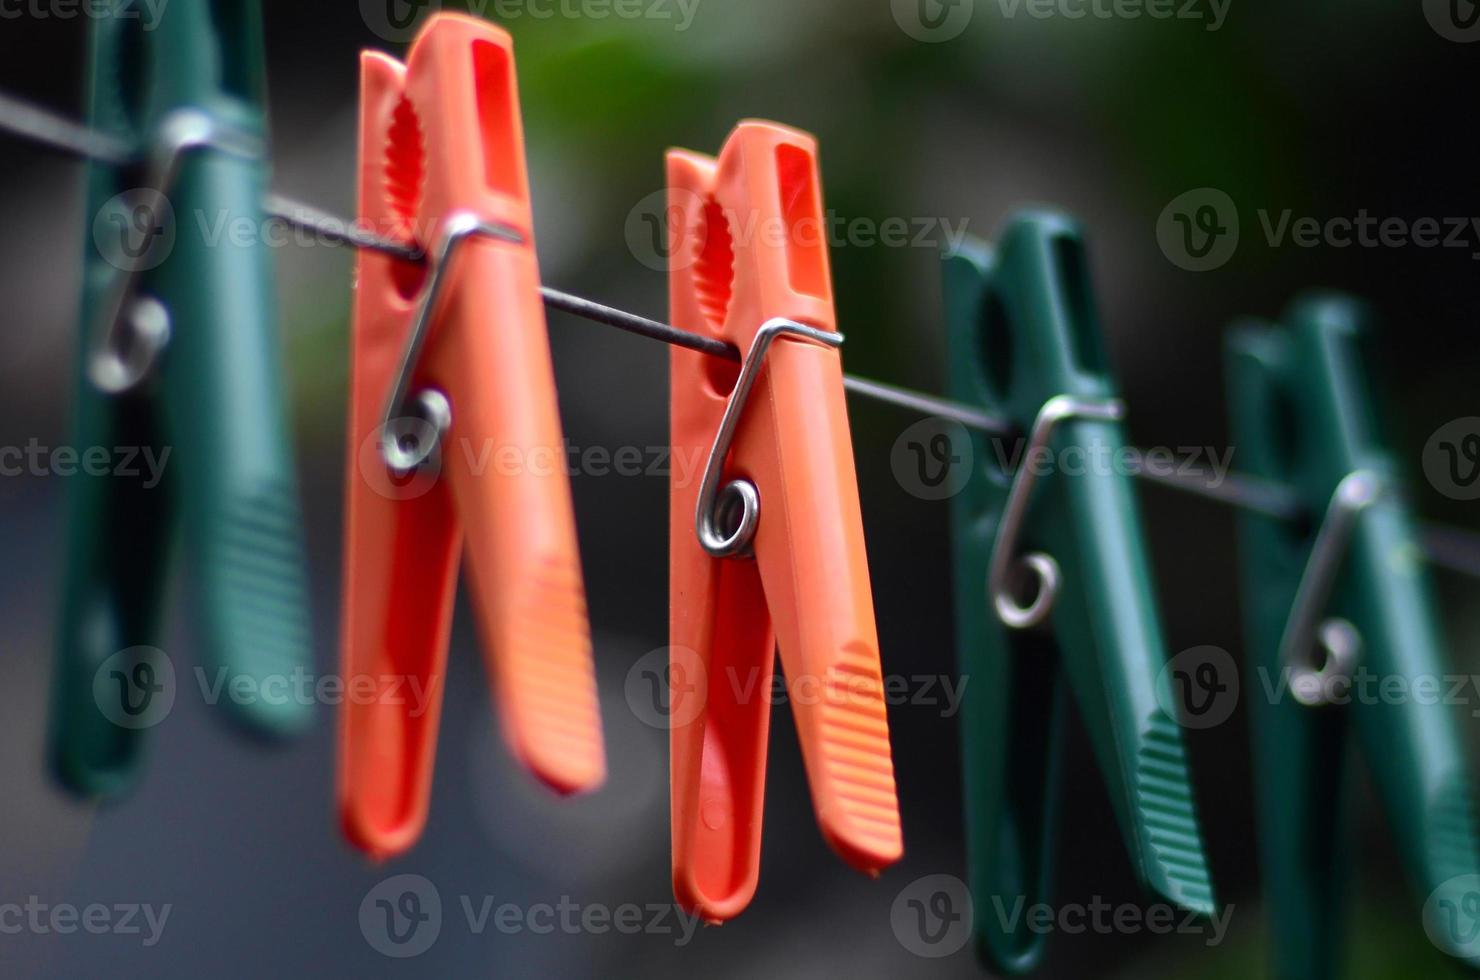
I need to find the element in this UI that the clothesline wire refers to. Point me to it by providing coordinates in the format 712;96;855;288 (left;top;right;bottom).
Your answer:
3;88;1478;579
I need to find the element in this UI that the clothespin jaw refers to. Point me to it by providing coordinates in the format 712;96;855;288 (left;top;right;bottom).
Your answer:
667;122;902;921
52;0;311;798
943;212;1214;972
339;14;604;860
1227;294;1480;977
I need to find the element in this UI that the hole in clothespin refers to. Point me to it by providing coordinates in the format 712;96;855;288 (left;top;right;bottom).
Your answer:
1262;384;1317;539
774;143;828;301
114;14;151;131
974;289;1014;409
471;39;522;198
1268;386;1300;481
207;0;257;101
1050;234;1108;377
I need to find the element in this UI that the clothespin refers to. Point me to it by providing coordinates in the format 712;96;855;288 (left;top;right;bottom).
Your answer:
942;212;1215;971
1227;295;1480;976
666;122;903;920
338;14;604;859
51;0;312;797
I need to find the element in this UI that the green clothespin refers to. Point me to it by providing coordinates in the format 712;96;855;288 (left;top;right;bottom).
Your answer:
51;0;312;798
943;211;1215;972
1228;294;1480;977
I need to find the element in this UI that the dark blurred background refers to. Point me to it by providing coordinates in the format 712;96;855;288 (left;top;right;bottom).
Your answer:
1;1;1478;977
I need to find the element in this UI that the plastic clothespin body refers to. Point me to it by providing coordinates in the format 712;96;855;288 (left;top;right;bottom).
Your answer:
1228;295;1480;977
943;212;1214;973
339;14;603;860
52;0;310;798
667;122;902;921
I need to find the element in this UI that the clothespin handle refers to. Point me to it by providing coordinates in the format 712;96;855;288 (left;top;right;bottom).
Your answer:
53;0;312;797
1228;295;1480;976
944;213;1214;972
667;123;902;921
339;16;603;859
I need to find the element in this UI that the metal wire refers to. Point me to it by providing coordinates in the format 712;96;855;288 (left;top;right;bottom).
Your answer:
0;90;130;164
262;192;425;262
540;286;738;360
6;89;1480;577
1125;448;1303;522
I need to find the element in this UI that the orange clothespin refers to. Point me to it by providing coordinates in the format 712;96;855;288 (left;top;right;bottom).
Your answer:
667;122;903;920
339;13;604;859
